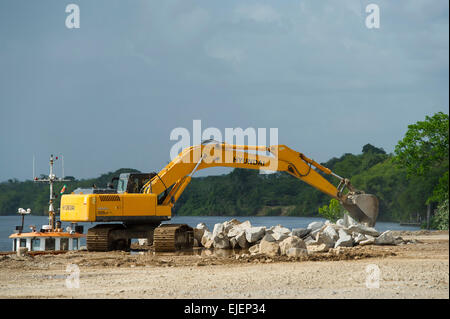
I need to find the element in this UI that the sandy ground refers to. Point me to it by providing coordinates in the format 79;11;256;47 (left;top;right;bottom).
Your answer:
0;231;448;299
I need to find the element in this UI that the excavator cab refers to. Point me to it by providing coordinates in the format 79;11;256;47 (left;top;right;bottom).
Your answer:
116;173;156;194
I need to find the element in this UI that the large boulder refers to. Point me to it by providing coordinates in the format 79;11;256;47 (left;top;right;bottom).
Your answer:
303;235;315;245
310;224;326;238
222;219;241;235
315;231;335;248
196;222;210;232
268;225;291;242
270;225;291;235
201;230;213;247
236;231;250;249
291;228;311;239
262;234;276;242
336;219;345;227
212;223;225;237
286;248;308;258
227;220;252;238
245;226;266;243
322;225;339;242
353;233;367;245
279;236;306;255
375;230;396;245
259;239;280;257
343;214;357;228
347;224;380;237
271;232;289;242
307;221;325;232
213;233;230;249
193;228;205;244
334;229;353;248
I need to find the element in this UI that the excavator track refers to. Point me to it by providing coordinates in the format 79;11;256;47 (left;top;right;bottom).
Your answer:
153;224;194;252
86;224;123;251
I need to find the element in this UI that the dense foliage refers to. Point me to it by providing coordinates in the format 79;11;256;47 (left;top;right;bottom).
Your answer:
394;112;448;229
431;199;449;230
394;112;449;204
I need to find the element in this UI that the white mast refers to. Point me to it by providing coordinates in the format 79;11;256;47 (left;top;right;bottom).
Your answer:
34;154;71;230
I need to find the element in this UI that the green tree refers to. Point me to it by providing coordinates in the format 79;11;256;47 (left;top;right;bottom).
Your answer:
394;112;449;204
362;144;386;155
431;199;449;230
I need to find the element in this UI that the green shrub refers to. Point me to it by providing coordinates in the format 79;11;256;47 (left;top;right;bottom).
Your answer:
318;199;344;223
431;198;449;230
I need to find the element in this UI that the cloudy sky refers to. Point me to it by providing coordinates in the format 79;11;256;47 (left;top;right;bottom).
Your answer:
0;0;448;181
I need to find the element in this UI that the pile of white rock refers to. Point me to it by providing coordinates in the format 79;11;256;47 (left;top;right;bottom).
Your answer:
193;215;406;258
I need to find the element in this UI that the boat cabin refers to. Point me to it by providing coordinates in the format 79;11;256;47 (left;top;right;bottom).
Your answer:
9;225;85;252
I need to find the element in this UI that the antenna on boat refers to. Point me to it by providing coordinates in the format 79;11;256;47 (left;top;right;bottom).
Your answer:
16;208;31;234
34;154;71;231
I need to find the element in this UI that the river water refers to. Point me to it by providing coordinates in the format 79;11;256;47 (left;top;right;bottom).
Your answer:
0;215;420;251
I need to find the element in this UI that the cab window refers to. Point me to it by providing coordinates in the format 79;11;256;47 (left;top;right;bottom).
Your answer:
117;178;127;193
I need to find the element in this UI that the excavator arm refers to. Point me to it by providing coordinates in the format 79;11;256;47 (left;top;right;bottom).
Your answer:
142;141;379;226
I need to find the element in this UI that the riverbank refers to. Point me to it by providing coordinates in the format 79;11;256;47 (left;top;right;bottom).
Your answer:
0;230;447;298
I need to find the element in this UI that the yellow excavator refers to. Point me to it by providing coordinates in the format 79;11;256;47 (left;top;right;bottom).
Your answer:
60;141;379;251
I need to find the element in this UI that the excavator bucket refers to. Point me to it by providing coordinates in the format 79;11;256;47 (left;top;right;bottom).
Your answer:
341;193;379;227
